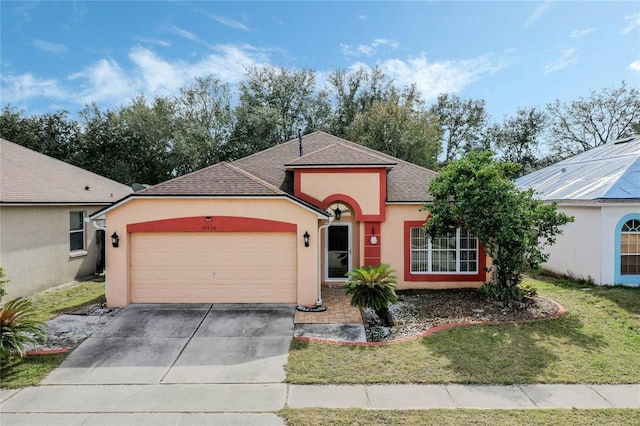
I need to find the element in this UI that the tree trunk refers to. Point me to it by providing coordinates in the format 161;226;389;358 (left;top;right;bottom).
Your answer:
375;307;395;327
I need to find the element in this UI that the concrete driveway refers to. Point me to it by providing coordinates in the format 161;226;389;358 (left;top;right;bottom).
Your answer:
43;303;296;385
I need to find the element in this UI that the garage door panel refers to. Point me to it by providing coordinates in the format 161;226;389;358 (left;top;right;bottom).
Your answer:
130;232;297;304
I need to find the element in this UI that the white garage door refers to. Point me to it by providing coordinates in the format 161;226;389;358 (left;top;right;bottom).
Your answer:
130;232;297;303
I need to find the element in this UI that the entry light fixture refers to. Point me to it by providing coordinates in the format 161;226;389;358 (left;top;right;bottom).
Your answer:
303;231;310;247
370;226;378;245
111;232;120;248
333;203;342;220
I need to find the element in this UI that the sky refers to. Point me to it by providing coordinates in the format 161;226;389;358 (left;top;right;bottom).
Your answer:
1;1;639;122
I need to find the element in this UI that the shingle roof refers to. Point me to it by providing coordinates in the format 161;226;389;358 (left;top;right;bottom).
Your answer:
516;135;640;201
0;138;133;204
137;162;285;196
233;131;436;202
284;143;397;167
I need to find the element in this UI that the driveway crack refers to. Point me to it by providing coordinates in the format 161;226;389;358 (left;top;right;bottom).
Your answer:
159;304;213;383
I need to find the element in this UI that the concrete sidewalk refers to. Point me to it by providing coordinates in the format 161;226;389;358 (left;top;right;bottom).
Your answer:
2;383;638;425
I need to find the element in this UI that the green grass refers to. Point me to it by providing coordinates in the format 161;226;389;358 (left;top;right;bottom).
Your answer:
286;274;640;384
0;278;106;389
28;278;106;322
0;353;67;388
279;408;640;426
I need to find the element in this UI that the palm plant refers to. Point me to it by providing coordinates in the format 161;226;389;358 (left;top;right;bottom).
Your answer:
343;263;398;327
1;297;46;362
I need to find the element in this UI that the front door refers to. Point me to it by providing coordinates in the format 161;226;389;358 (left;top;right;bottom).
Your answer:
326;223;352;280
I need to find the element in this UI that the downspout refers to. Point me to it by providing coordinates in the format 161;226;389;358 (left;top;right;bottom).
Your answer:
316;215;335;306
86;217;106;231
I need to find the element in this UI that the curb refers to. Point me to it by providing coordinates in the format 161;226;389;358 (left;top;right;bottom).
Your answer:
294;296;565;346
26;348;69;355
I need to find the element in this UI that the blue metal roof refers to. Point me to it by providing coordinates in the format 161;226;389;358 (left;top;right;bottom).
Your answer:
516;135;640;201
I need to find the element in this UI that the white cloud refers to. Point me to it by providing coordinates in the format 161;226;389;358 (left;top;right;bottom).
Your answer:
358;14;367;21
207;13;251;31
569;28;595;38
68;58;136;106
544;47;577;76
631;61;640;72
24;43;270;109
0;72;69;103
167;25;199;42
137;37;172;48
620;12;640;35
32;39;69;54
523;1;551;29
341;38;399;57
369;54;506;101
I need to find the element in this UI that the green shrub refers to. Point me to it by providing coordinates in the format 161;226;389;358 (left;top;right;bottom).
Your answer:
344;263;398;327
0;268;46;362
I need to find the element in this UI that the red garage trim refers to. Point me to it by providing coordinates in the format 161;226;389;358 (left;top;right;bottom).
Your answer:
293;168;386;221
127;216;297;233
403;220;487;282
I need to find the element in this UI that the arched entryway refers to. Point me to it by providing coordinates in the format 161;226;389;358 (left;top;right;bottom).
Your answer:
325;202;356;282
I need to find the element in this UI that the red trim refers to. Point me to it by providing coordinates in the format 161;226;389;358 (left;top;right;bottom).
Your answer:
364;222;381;266
293;168;386;221
293;296;564;346
403;220;487;282
127;216;296;233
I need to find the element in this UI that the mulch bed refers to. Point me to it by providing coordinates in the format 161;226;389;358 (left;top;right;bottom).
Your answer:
362;288;561;342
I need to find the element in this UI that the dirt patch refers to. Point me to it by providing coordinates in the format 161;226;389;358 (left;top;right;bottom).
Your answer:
362;288;560;342
29;304;121;352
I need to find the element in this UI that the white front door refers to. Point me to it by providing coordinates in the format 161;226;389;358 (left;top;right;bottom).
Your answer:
325;223;352;281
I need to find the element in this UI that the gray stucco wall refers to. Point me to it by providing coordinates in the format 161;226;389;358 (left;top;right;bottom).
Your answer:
0;205;104;300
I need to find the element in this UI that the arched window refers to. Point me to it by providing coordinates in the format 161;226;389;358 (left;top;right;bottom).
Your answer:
621;219;640;276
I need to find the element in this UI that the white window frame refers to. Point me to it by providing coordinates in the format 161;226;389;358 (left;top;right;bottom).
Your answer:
410;227;478;274
621;219;640;276
70;211;86;254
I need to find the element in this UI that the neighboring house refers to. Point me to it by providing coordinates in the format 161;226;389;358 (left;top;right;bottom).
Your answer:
92;132;489;307
0;138;133;300
516;135;640;286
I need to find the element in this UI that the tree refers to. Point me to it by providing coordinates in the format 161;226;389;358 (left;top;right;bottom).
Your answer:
487;107;547;176
423;151;573;303
345;94;441;169
0;106;80;163
547;81;640;158
231;66;328;149
75;103;135;184
343;263;398;327
431;93;489;164
327;65;397;137
172;76;233;173
118;95;175;184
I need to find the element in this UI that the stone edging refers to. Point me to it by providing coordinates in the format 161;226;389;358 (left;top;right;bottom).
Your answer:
294;296;565;347
26;348;69;356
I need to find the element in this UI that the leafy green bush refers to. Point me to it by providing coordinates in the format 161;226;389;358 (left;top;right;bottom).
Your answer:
343;263;398;327
0;267;46;362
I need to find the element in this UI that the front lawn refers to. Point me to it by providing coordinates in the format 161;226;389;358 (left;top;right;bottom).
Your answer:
286;274;640;384
0;278;105;388
279;408;640;426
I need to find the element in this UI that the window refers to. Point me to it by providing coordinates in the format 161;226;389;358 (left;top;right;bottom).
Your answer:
70;211;85;252
621;219;640;275
410;227;478;273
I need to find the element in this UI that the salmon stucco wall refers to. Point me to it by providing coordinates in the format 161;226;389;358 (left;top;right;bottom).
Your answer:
295;169;385;220
1;205;102;299
382;204;488;290
103;197;321;307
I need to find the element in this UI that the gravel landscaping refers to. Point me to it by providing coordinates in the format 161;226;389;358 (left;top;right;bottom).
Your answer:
29;303;121;352
362;289;560;342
